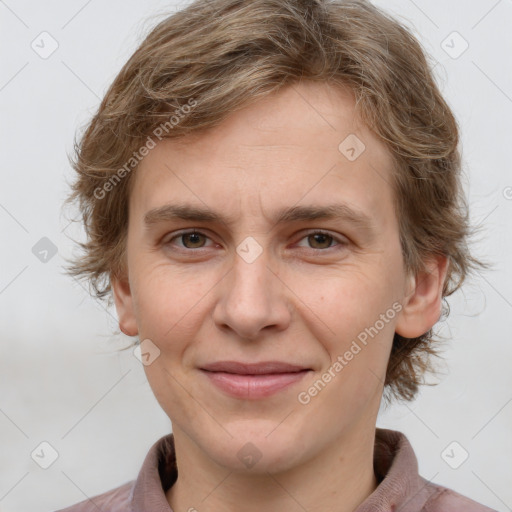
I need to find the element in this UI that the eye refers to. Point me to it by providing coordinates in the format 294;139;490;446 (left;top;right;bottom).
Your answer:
163;229;348;253
295;230;348;251
165;230;214;250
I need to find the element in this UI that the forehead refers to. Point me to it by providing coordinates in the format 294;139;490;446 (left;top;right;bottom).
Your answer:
131;81;397;232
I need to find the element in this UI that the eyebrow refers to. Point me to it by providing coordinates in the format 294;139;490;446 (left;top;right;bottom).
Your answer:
144;202;376;235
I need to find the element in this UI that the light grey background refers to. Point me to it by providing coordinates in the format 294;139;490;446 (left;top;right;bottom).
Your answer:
0;1;511;511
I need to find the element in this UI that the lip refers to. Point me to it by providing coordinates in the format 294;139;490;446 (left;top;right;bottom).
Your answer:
200;361;309;375
199;361;312;400
201;370;311;399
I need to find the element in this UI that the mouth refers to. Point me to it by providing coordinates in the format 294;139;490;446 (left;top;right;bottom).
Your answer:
199;361;312;399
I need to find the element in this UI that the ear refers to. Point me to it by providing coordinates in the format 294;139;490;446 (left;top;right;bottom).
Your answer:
395;254;449;338
111;273;138;337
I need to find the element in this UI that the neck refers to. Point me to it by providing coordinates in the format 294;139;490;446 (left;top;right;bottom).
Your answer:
166;424;378;512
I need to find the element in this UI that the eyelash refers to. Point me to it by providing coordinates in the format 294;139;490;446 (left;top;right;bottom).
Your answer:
163;229;348;253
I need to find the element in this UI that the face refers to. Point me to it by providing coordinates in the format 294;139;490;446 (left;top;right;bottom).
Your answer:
113;81;446;474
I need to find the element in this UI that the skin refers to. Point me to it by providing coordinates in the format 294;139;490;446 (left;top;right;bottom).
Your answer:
112;81;448;512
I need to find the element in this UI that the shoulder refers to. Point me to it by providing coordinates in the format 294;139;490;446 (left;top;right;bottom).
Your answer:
54;480;135;512
423;479;497;512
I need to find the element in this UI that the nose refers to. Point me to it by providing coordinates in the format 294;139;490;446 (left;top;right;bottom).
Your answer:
212;245;292;341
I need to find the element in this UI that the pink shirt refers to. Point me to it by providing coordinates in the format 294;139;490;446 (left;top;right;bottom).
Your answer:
55;428;496;511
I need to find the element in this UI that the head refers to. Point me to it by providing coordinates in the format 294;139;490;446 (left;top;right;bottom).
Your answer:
65;0;485;471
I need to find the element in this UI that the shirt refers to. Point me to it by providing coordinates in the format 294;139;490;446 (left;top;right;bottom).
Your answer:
55;428;497;512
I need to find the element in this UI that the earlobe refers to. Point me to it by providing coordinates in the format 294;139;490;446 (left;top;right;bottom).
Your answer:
111;274;138;337
395;255;449;339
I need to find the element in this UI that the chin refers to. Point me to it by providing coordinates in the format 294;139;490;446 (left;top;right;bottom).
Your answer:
203;426;306;474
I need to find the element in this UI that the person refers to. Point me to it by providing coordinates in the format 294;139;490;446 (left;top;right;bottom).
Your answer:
57;0;496;510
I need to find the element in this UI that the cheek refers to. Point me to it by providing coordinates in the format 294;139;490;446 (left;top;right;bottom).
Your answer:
132;263;203;333
301;265;402;399
310;278;398;410
305;267;398;338
133;266;205;413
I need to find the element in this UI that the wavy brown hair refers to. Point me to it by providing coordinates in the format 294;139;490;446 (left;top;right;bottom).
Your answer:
64;0;488;403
